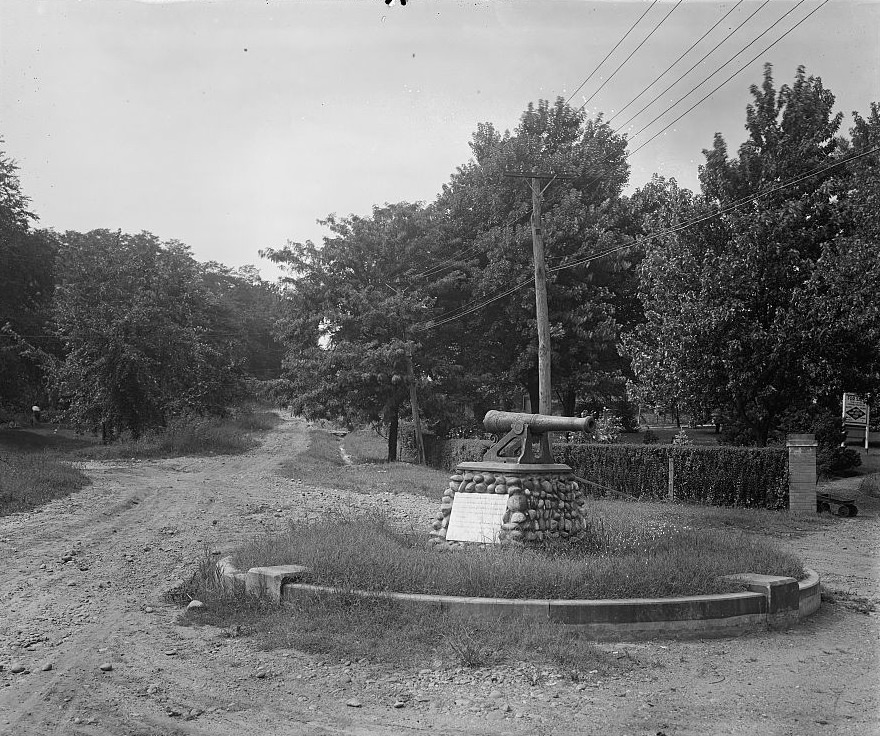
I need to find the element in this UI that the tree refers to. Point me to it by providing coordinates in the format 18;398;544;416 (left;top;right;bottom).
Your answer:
201;263;285;380
0;142;58;415
429;98;639;415
263;202;465;460
628;65;879;444
53;230;244;438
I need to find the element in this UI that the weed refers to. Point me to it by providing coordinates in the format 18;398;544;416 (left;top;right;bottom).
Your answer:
0;451;90;516
859;473;880;498
821;588;877;614
78;409;281;460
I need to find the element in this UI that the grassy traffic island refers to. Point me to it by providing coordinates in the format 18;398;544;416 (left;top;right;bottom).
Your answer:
230;506;805;600
180;499;812;671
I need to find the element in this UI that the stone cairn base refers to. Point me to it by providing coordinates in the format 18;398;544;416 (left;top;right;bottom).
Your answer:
430;462;588;547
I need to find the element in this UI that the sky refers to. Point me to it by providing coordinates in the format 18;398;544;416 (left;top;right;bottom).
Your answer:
1;0;878;280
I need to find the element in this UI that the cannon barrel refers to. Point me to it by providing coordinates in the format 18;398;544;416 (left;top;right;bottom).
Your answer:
483;410;596;435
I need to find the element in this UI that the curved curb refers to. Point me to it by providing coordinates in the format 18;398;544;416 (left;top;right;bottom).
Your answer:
217;556;821;641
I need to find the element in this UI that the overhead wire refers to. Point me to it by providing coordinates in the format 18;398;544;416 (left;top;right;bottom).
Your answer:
549;143;880;275
605;0;744;126
402;0;834;326
625;0;810;143
576;0;832;194
565;0;659;105
411;205;532;280
410;1;673;285
611;0;771;132
412;143;880;332
627;0;833;158
575;0;686;113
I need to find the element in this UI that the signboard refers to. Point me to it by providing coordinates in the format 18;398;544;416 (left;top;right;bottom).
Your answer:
842;393;870;426
445;494;508;543
842;393;870;450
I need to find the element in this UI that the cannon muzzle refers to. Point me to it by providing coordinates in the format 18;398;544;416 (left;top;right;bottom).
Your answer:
483;410;596;436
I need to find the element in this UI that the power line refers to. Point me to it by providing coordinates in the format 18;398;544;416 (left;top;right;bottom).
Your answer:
625;0;810;143
412;144;880;332
605;0;744;126
550;143;880;275
612;0;771;133
411;206;532;280
627;0;832;158
576;0;686;114
575;0;829;195
565;0;659;106
413;274;534;332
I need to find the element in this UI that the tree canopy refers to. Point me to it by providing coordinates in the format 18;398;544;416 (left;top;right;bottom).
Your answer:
0;144;58;414
627;65;879;444
263;202;468;459
428;98;639;415
53;230;246;438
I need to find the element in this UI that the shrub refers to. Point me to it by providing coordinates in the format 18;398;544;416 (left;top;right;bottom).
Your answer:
434;438;491;469
593;412;622;444
817;446;861;477
398;422;489;467
78;408;280;459
672;428;692;446
556;443;788;508
406;431;788;509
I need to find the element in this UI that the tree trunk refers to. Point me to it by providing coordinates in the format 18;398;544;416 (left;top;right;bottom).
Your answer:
387;409;399;462
562;386;577;418
526;376;539;415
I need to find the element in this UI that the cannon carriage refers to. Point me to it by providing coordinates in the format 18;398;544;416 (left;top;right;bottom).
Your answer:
430;410;597;546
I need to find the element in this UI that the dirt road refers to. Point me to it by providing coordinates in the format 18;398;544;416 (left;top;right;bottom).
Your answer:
1;418;878;735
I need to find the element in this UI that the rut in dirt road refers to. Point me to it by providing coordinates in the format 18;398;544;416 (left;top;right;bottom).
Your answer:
0;420;437;735
1;419;878;736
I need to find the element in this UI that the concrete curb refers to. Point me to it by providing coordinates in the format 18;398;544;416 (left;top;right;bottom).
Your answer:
217;556;821;641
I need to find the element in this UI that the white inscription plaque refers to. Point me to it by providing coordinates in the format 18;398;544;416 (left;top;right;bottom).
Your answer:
445;494;508;543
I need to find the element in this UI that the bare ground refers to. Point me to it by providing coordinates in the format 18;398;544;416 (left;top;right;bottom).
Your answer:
0;418;877;736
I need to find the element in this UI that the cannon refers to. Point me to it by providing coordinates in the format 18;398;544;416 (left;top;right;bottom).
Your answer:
482;410;596;464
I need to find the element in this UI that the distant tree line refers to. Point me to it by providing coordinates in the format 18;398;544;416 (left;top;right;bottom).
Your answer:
0;148;283;439
265;64;878;456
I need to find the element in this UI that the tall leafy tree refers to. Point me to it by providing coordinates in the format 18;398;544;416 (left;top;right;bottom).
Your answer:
201;263;284;380
53;230;243;438
0;142;57;414
263;202;465;459
429;98;639;415
629;65;879;444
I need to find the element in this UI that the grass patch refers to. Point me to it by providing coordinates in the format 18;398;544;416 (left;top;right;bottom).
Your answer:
859;473;880;497
230;506;805;600
78;409;281;460
341;428;388;463
0;452;91;516
178;551;631;676
281;429;448;500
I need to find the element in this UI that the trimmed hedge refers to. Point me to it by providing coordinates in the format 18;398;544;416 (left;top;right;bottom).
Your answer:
556;443;788;509
399;425;788;509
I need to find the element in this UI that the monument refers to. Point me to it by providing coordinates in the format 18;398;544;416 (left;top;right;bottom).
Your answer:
430;410;595;545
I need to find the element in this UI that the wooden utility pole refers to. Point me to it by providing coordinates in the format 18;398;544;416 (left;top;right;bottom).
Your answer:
503;171;575;415
405;342;426;465
386;279;426;465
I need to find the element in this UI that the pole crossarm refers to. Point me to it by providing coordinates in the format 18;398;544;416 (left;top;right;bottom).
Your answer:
502;171;577;180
